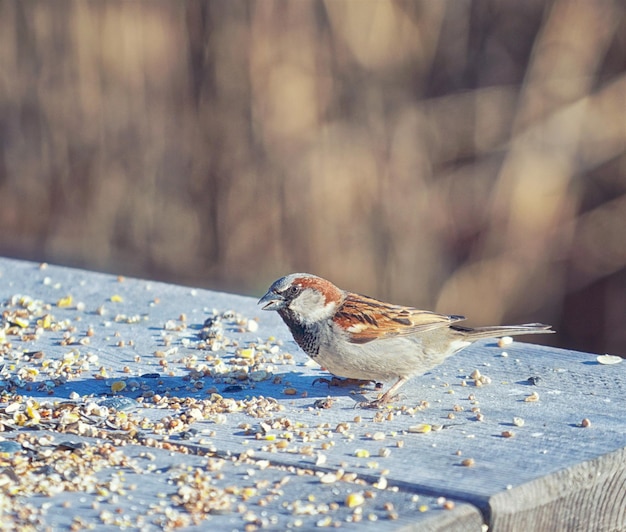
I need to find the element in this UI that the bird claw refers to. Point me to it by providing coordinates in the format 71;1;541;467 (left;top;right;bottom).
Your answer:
313;397;335;409
357;400;383;409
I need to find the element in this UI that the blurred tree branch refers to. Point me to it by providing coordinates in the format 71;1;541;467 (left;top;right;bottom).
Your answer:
0;0;624;353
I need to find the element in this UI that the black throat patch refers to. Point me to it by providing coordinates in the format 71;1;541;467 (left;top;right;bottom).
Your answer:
278;309;320;356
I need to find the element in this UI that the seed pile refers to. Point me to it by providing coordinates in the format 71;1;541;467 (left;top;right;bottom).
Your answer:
0;431;456;530
1;280;465;529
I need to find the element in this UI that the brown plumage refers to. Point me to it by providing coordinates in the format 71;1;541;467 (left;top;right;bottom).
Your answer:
259;273;553;408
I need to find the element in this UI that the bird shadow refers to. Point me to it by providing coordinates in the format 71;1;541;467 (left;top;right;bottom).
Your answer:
17;369;370;402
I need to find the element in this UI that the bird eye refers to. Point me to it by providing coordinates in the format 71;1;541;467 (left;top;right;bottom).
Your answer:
287;285;301;297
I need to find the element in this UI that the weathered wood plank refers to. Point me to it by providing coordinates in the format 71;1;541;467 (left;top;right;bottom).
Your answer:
1;257;624;531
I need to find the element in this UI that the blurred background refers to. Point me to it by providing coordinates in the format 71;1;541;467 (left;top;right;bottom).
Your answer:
0;0;625;355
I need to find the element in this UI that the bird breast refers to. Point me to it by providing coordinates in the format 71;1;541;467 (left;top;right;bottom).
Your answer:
311;324;438;382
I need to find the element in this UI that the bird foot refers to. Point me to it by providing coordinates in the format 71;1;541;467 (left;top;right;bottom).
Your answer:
312;377;375;388
357;395;396;409
357;391;406;409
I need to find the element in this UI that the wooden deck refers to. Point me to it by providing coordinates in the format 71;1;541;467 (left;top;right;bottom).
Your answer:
1;257;624;531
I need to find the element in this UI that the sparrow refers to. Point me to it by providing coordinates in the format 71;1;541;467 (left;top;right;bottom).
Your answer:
259;273;554;408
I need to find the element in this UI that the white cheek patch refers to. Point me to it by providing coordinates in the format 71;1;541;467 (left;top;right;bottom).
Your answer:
289;289;337;324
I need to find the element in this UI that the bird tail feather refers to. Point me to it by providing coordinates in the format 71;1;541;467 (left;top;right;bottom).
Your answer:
451;323;553;341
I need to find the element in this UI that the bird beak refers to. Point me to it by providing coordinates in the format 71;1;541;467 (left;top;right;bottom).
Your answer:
258;290;285;311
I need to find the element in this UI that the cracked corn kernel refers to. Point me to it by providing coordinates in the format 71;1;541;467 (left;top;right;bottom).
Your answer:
26;403;41;423
461;458;475;467
354;449;370;458
39;314;53;329
56;295;73;308
111;381;126;392
408;424;431;434
374;477;387;490
13;316;29;328
525;392;540;402
239;348;255;359
513;417;525;427
316;516;333;527
345;492;365;508
110;295;123;303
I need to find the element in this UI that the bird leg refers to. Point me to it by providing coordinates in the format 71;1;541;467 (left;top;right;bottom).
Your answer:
359;376;408;408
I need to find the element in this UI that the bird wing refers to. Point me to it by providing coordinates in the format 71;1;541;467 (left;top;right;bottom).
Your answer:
333;293;465;344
